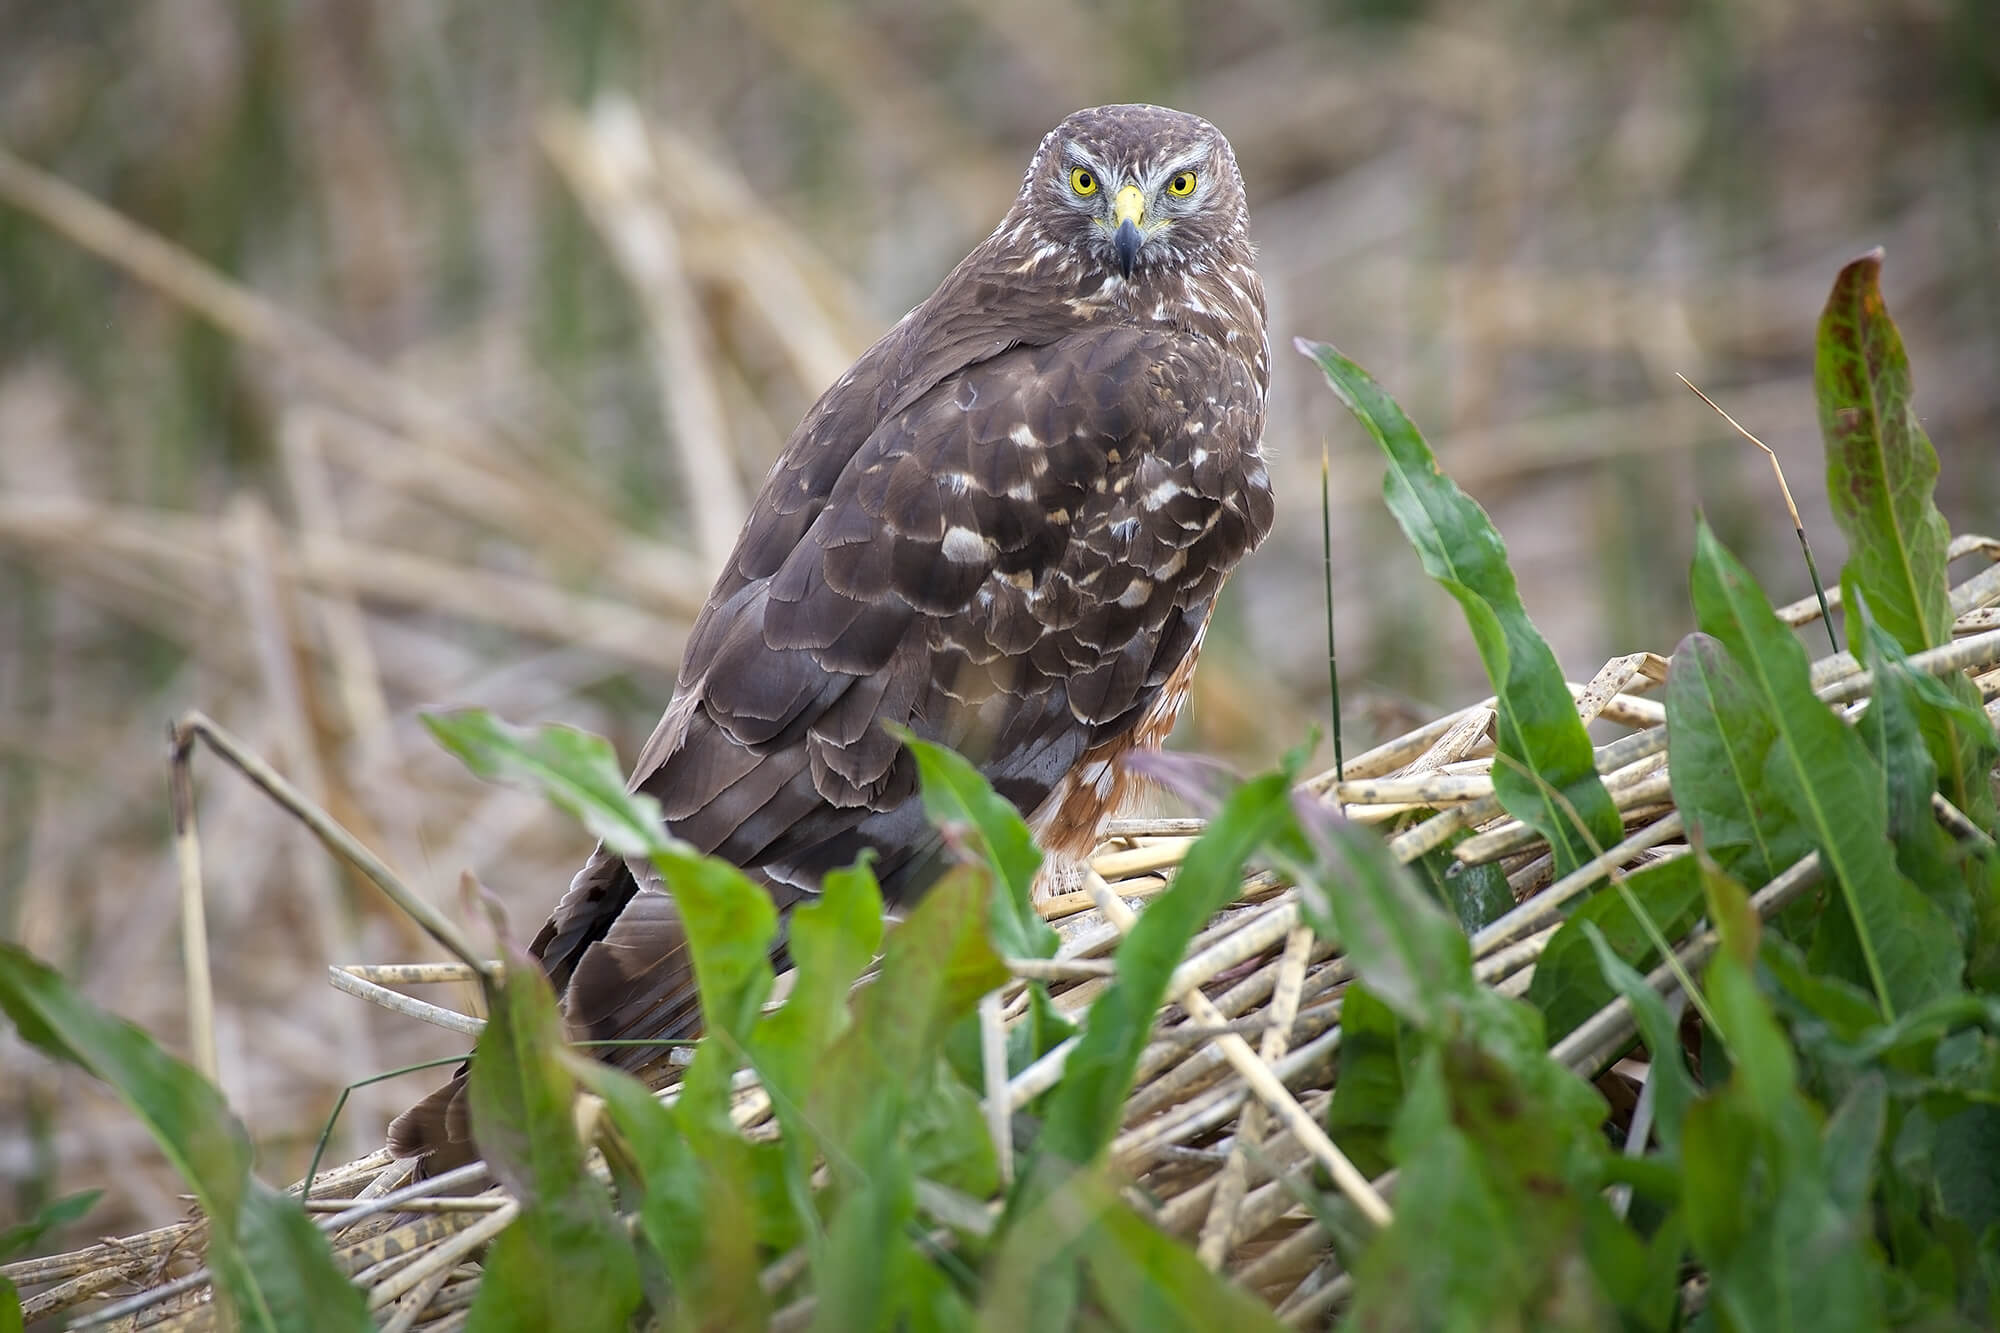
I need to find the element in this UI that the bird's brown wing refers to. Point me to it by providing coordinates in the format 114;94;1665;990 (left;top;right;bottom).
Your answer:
389;323;1269;1174
552;319;1267;1017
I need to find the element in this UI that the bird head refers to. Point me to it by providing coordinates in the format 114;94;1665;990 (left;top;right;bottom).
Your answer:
1010;103;1250;289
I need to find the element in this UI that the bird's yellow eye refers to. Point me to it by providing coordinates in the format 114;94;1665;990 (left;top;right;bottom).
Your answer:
1069;166;1098;196
1167;171;1197;197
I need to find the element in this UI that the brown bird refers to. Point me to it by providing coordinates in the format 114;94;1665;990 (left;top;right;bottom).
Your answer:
389;103;1274;1174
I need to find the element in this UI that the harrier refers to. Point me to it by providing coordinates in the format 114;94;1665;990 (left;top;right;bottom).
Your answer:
392;103;1274;1172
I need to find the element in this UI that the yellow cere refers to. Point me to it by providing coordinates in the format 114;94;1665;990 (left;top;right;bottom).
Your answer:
1070;166;1099;196
1167;171;1197;197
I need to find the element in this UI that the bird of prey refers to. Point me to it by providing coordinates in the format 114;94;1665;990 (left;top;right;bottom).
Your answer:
390;103;1274;1174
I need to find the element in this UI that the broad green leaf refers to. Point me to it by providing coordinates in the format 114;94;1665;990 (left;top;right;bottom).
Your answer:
1681;932;1887;1332
1297;339;1621;875
1424;846;1514;936
1578;1196;1684;1333
1037;771;1293;1169
578;1061;769;1329
1289;792;1473;1030
1;1190;100;1333
1815;251;2000;982
757;858;882;1097
752;855;882;1225
1854;581;2000;992
1581;921;1697;1154
813;865;1008;1333
902;730;1056;961
422;708;671;859
1760;937;1884;1051
1528;856;1703;1042
648;846;778;1050
827;865;1009;1109
0;1189;99;1261
1347;1034;1612;1331
1323;982;1408;1178
1851;591;1974;936
1083;1192;1287;1333
812;1164;918;1333
905;1069;1001;1199
465;950;640;1333
1933;1106;2000;1237
1816;250;1953;657
0;942;368;1333
1689;518;1958;1017
1665;632;1814;889
1822;1073;1888;1214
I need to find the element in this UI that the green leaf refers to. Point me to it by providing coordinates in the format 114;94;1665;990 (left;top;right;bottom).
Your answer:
1581;921;1697;1154
0;1189;99;1262
812;865;1009;1333
1037;771;1294;1169
1323;982;1409;1178
983;1164;1281;1333
1297;339;1622;875
1347;1033;1613;1330
1288;792;1474;1030
1933;1106;2000;1237
649;846;779;1051
1579;1197;1685;1333
1815;250;2000;984
1665;632;1815;889
422;708;671;859
1760;936;1884;1050
1851;591;1974;932
1528;856;1704;1042
1680;930;1888;1331
577;1061;770;1329
1083;1192;1288;1333
902;730;1057;961
753;854;882;1199
1;1189;101;1333
1407;821;1512;933
1815;249;1954;657
1822;1073;1888;1214
0;942;368;1332
1689;518;1960;1017
465;949;641;1333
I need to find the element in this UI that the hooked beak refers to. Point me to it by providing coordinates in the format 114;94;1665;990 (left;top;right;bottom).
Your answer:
1111;184;1145;277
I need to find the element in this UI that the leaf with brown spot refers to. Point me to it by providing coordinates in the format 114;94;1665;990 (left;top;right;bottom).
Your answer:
1815;249;1952;657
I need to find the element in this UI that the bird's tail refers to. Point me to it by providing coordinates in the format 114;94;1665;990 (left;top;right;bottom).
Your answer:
385;1068;477;1180
386;854;714;1180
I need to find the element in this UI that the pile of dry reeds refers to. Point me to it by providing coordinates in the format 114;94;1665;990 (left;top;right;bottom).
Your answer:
11;540;1999;1329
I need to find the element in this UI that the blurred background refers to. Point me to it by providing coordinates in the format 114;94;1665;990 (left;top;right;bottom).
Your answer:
1;0;1995;1245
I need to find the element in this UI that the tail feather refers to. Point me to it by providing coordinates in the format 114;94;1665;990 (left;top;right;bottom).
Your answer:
386;853;711;1176
386;1068;476;1180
